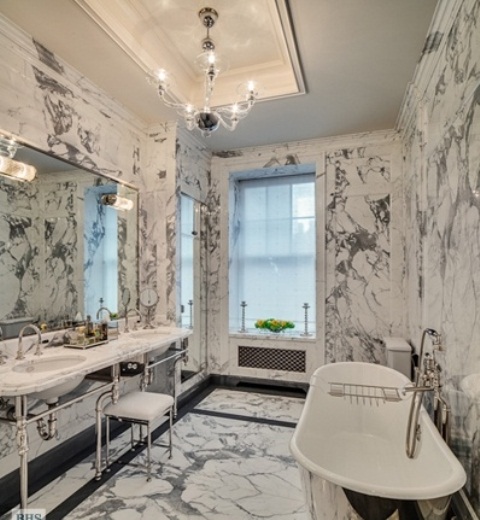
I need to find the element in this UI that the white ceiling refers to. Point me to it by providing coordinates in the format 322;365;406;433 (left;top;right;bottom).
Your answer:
0;0;438;152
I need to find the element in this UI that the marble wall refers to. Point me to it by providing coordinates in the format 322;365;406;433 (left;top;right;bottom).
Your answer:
325;144;404;365
401;0;480;512
0;15;179;479
0;176;40;321
208;132;404;383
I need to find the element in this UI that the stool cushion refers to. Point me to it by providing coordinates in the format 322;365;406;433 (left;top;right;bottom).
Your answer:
104;391;174;423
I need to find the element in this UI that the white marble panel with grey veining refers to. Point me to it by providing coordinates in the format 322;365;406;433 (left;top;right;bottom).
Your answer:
402;0;480;513
325;144;400;365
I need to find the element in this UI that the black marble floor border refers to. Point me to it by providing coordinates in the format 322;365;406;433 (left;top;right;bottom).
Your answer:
190;408;298;429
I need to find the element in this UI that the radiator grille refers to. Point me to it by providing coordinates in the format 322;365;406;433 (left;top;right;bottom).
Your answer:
238;346;306;372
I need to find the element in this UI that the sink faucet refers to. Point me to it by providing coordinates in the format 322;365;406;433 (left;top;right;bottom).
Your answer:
16;324;42;360
124;308;142;333
96;298;113;321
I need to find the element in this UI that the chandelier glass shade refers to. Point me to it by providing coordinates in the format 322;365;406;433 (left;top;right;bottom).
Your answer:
148;7;259;137
0;135;36;182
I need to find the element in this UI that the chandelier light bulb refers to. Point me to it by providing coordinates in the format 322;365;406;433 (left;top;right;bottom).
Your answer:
157;69;168;83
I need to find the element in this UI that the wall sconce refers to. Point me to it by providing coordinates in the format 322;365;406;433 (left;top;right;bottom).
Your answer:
0;135;36;182
100;194;134;211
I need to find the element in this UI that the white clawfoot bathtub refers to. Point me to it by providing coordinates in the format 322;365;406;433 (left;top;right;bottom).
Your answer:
290;362;466;520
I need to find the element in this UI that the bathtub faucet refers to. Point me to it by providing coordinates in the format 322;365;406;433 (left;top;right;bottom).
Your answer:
403;353;440;395
405;328;443;458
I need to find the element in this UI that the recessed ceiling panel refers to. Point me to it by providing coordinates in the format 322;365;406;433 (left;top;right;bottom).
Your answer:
74;0;305;107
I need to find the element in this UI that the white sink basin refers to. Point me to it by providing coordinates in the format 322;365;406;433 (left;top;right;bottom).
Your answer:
13;354;87;373
30;376;85;402
12;355;87;402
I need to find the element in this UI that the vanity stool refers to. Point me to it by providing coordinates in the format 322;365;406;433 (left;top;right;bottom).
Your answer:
103;390;174;481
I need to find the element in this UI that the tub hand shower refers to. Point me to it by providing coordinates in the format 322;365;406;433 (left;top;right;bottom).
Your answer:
405;328;444;458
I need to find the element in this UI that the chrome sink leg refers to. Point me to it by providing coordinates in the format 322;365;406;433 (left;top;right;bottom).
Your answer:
15;395;29;509
95;391;112;480
94;366;120;480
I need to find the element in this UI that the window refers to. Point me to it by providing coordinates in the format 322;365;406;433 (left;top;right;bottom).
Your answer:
230;173;316;333
84;186;118;319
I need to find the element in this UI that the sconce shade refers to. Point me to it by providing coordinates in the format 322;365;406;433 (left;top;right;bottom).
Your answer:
0;155;36;182
101;194;134;211
0;136;36;182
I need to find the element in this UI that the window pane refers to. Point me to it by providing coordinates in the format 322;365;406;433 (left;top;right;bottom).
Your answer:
232;174;316;333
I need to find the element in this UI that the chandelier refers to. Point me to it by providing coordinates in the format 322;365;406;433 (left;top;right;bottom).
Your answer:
148;7;259;137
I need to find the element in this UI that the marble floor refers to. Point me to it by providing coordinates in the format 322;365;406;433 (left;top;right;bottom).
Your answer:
4;387;307;520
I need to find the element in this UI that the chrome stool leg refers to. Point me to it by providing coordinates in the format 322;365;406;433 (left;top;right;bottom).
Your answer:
169;407;173;458
146;422;152;481
105;416;111;471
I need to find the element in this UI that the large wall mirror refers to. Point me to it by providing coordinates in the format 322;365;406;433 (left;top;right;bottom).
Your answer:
0;140;138;337
179;193;207;381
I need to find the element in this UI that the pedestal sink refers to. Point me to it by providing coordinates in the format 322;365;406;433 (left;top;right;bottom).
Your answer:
13;354;87;402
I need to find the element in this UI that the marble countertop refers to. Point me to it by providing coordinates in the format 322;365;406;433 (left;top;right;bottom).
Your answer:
0;326;191;397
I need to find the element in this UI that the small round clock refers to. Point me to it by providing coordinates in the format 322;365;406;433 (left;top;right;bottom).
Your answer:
140;287;158;308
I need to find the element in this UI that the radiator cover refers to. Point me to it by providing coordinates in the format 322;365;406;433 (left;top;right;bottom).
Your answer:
238;345;306;372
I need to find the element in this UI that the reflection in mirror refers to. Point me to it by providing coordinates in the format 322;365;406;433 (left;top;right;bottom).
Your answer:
180;193;206;382
180;195;194;330
122;288;131;307
0;142;138;338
